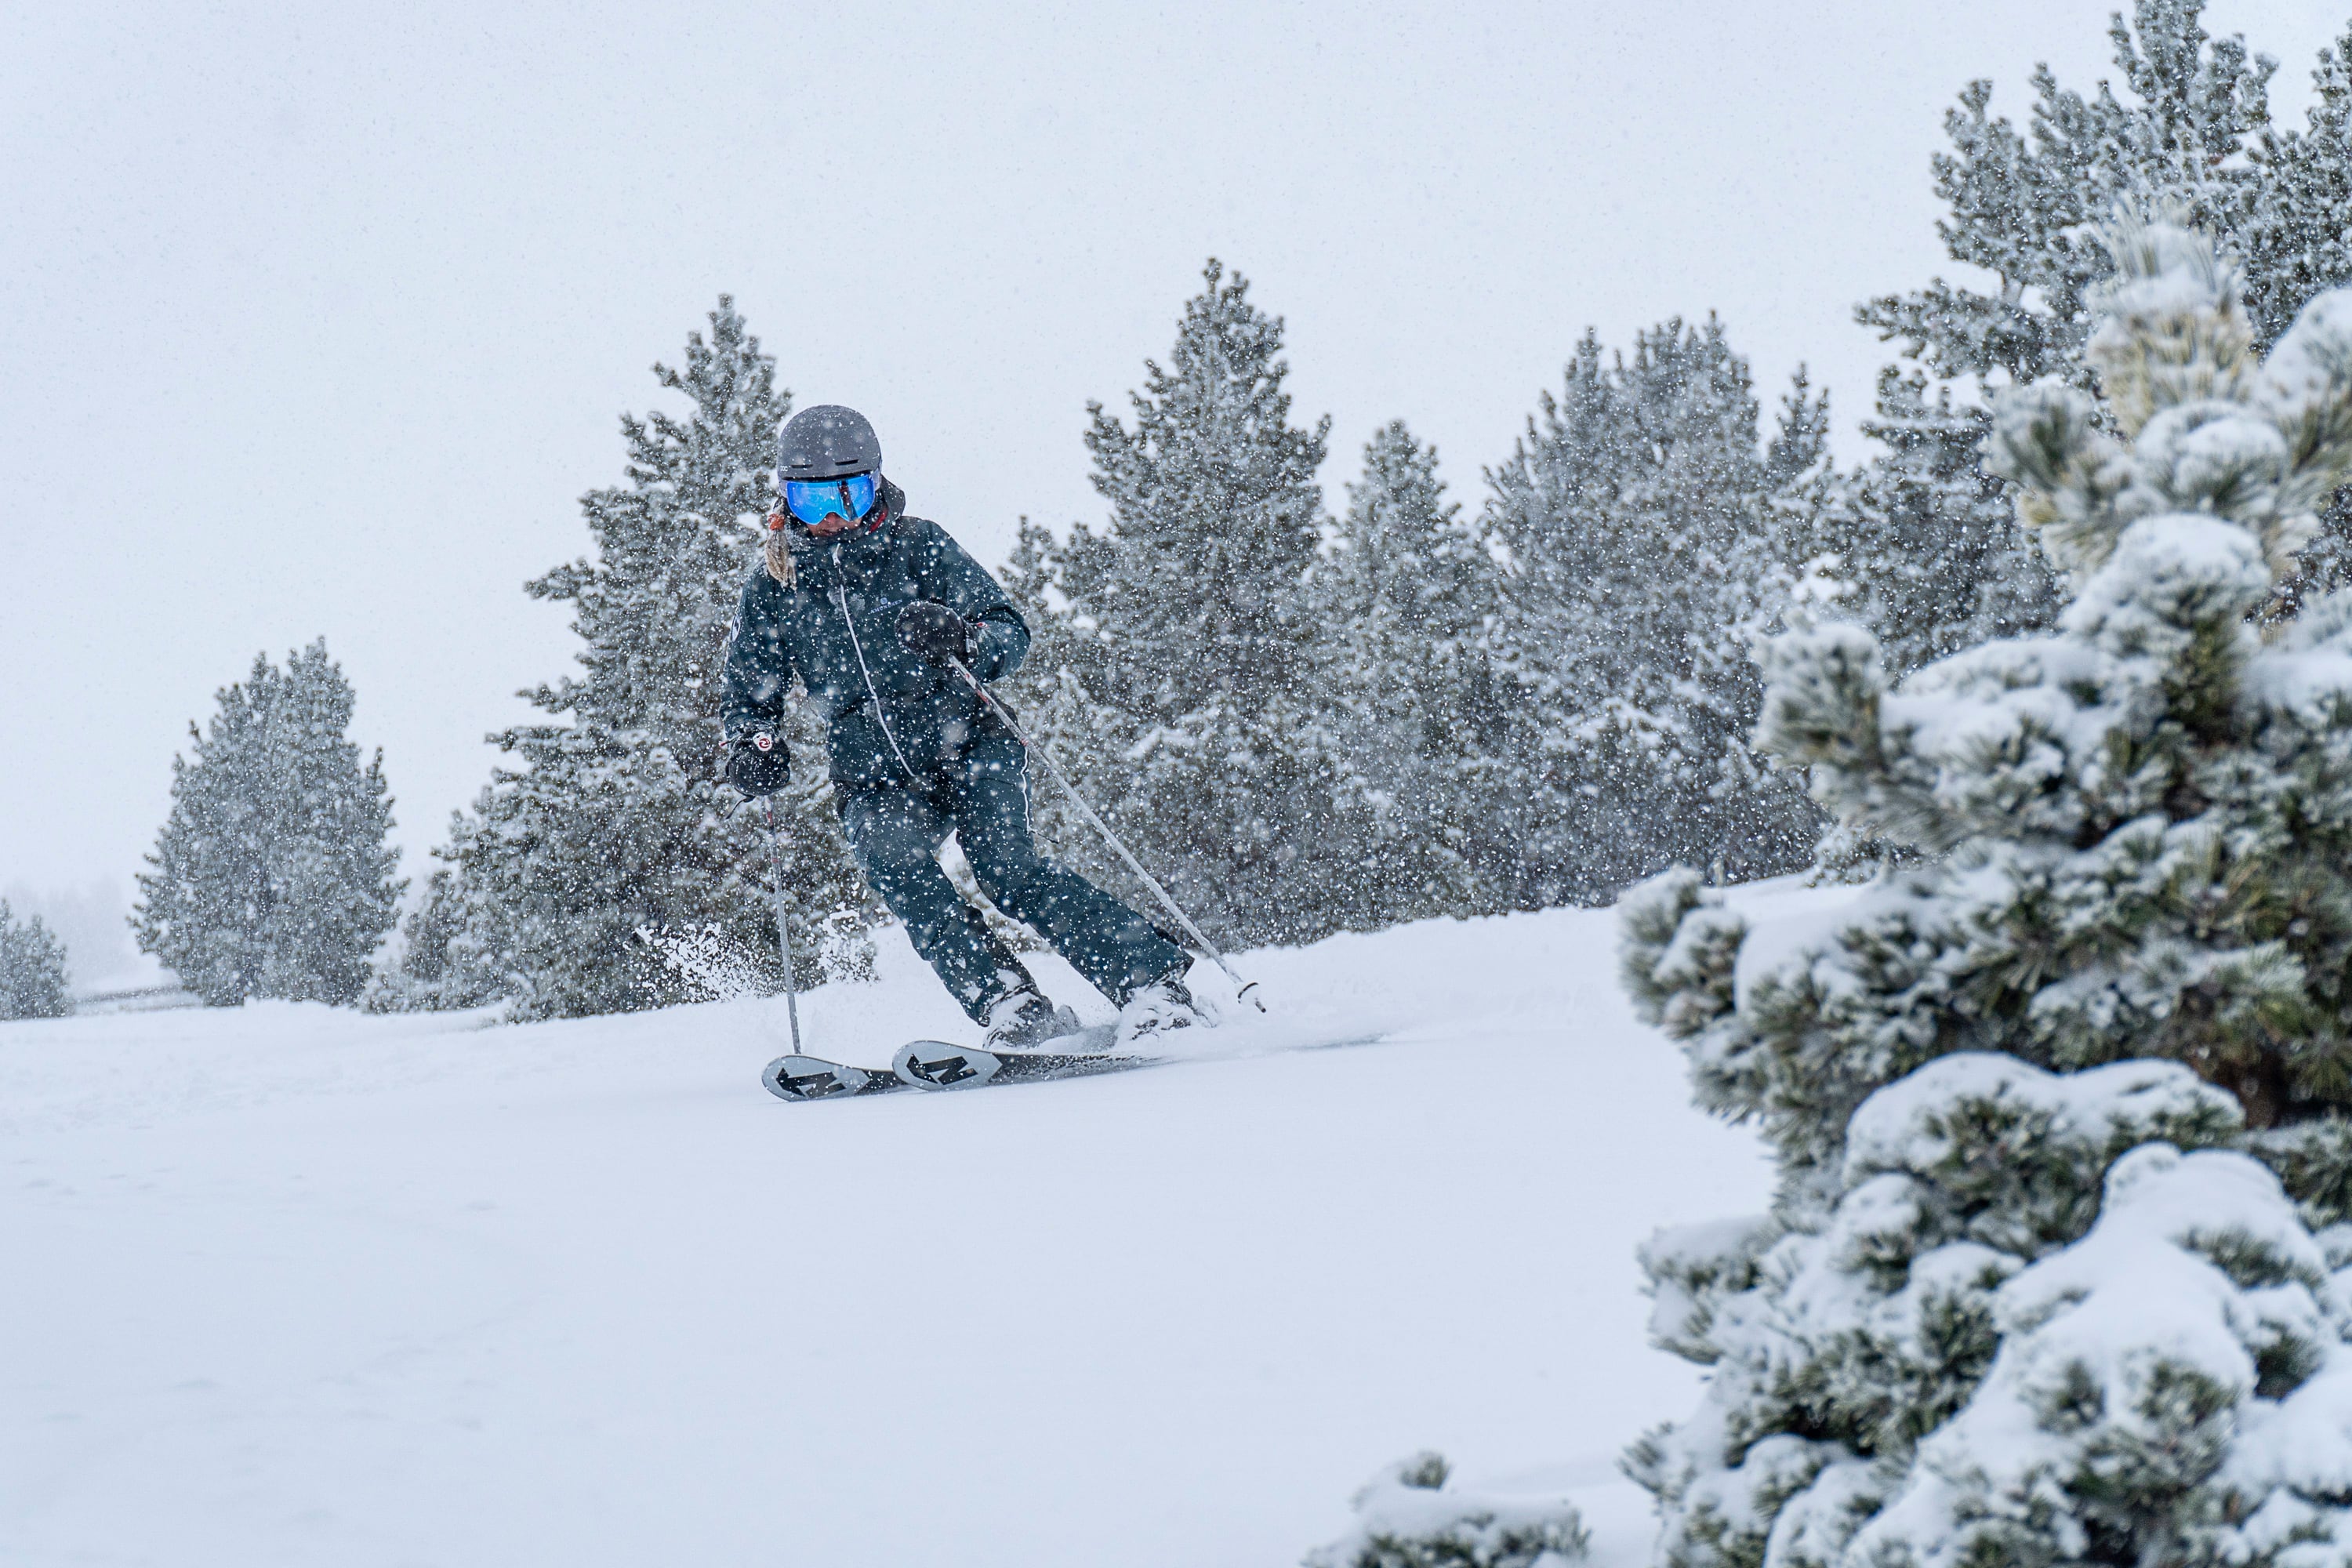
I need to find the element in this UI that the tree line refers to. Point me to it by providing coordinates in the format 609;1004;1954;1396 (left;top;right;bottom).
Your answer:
103;1;2352;1023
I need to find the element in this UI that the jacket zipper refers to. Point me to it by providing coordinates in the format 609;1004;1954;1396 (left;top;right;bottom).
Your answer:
829;546;920;786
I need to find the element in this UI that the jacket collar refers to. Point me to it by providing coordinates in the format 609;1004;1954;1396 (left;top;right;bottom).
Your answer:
793;477;906;587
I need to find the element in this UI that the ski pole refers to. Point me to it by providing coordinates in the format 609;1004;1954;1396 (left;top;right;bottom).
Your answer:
764;795;804;1053
945;656;1265;1013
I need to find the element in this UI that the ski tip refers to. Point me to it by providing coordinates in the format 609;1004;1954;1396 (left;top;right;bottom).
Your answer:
891;1040;1003;1091
764;1054;877;1102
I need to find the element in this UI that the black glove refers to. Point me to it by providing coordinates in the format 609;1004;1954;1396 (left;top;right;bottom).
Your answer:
724;732;791;797
895;601;975;667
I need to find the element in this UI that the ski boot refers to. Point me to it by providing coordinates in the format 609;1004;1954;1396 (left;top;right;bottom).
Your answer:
1116;964;1212;1048
983;986;1080;1051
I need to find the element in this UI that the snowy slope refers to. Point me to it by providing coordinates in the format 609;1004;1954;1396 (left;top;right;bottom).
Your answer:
0;905;1776;1567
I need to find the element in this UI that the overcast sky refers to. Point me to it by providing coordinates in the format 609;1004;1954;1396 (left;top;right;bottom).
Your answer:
5;0;2347;984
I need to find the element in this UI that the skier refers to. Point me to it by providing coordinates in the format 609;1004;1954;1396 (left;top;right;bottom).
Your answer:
720;404;1209;1050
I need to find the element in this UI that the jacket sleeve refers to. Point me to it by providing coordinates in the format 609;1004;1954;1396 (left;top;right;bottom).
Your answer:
721;570;797;745
911;519;1031;683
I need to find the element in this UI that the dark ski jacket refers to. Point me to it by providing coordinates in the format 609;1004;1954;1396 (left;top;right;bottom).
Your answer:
721;480;1030;790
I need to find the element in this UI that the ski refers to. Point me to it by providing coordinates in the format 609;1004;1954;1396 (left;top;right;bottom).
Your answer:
765;1025;1395;1102
762;1023;1160;1102
760;1054;907;1102
891;1027;1158;1093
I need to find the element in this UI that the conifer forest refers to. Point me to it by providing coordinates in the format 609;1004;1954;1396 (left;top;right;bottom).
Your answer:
329;3;2352;1026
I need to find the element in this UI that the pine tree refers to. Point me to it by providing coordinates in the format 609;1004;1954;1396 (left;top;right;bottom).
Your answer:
2243;28;2352;336
1310;422;1508;926
1808;371;2061;677
1620;220;2352;1568
364;865;507;1013
1480;321;1821;908
133;641;402;1006
1860;2;2275;394
2245;24;2352;603
1009;261;1353;946
0;900;71;1020
1822;2;2352;665
421;299;873;1020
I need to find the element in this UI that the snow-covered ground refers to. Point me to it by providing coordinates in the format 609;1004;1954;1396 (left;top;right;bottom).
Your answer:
0;905;1775;1567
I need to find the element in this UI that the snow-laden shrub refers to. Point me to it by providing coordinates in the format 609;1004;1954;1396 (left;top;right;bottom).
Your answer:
1622;219;2352;1566
1854;1140;2352;1567
1303;1452;1588;1568
1626;1055;2263;1567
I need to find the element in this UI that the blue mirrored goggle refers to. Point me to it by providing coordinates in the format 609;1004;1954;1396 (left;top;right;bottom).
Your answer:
781;472;878;528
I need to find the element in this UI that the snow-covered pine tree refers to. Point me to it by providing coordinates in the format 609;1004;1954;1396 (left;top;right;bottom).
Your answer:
2243;27;2352;349
1861;2;2274;394
0;900;71;1020
1806;368;2061;678
1309;422;1508;927
1823;1;2352;667
363;865;506;1014
1008;261;1355;946
132;641;402;1006
419;299;873;1019
1619;219;2352;1568
1481;321;1821;909
2246;24;2352;604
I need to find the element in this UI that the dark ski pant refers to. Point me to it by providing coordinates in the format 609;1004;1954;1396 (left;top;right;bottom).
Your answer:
839;732;1185;1024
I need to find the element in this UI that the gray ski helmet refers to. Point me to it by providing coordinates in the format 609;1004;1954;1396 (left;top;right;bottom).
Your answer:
777;404;882;482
